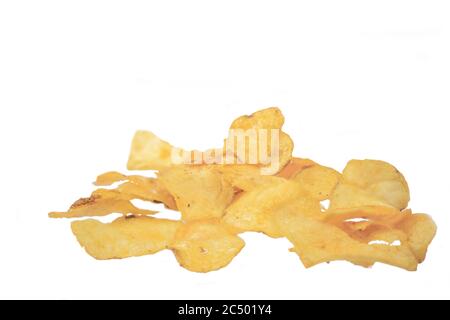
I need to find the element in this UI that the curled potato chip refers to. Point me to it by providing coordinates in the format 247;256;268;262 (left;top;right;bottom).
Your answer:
224;107;294;175
158;166;234;221
127;131;184;171
325;206;408;228
275;211;418;271
212;165;263;189
94;171;177;210
223;180;318;238
170;219;245;273
396;213;437;262
49;189;157;218
292;165;341;200
72;216;180;260
329;183;393;211
94;171;128;186
217;165;287;192
276;158;316;179
230;107;285;129
342;160;410;210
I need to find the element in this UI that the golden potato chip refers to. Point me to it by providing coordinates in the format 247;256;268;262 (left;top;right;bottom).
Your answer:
223;180;319;238
127;130;182;171
325;206;408;228
275;211;418;271
219;167;287;192
94;171;128;186
116;180;177;210
49;189;157;218
230;107;285;129
276;158;317;179
323;206;409;246
329;183;393;211
94;171;177;210
212;165;262;187
158;166;234;221
224;107;294;175
292;165;341;200
396;213;437;262
170;219;245;273
342;160;410;210
72;216;180;259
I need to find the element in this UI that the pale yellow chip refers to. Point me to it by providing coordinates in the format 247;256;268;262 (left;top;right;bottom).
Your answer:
325;206;408;228
127;130;181;171
224;107;294;175
223;180;318;238
276;158;317;179
49;189;157;218
158;165;234;221
170;219;245;273
292;165;341;200
275;211;418;271
329;183;393;211
396;213;437;263
71;216;181;260
94;171;177;210
342;160;410;210
230;107;285;129
216;165;287;192
94;171;128;186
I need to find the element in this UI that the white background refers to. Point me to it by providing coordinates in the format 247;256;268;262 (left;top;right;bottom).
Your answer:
1;1;449;300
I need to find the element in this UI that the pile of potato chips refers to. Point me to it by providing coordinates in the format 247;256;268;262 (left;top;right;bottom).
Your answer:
50;108;436;272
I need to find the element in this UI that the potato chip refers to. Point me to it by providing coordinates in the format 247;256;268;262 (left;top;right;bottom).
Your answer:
170;219;245;273
230;107;285;129
71;216;180;260
223;180;319;238
158;166;234;221
325;206;408;228
396;213;437;262
342;160;410;210
275;211;418;271
127;130;182;171
94;171;177;210
224;107;294;175
329;183;393;211
276;158;316;179
49;189;157;218
94;171;128;186
292;165;341;201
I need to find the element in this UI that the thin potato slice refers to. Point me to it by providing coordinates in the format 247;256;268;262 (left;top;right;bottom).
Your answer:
277;158;317;179
342;160;410;210
292;165;341;200
329;183;393;211
223;180;318;238
396;213;437;262
212;164;265;191
72;216;180;259
224;107;294;175
230;107;285;129
94;171;128;186
127;130;183;171
94;172;177;210
158;166;234;221
325;206;408;228
170;219;245;273
275;212;418;271
116;180;177;210
49;189;157;218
